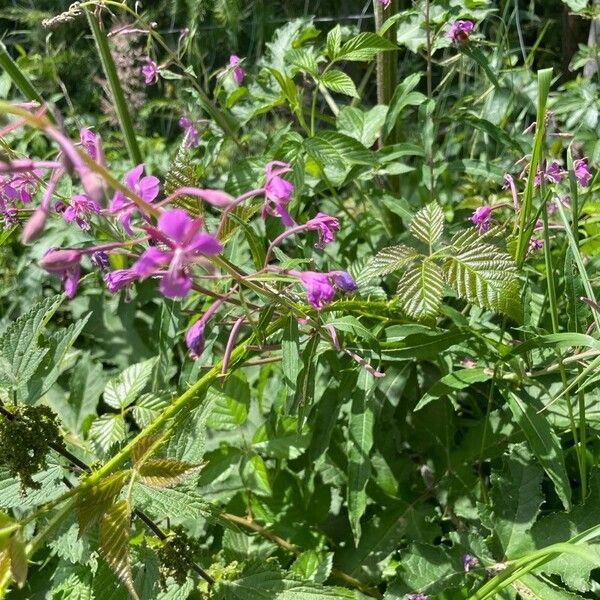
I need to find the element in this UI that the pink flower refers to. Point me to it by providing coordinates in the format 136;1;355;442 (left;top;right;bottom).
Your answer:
39;248;81;298
331;271;358;292
229;55;245;85
528;236;544;252
80;128;98;160
63;194;100;230
446;20;474;43
574;158;591;187
471;205;493;232
463;554;479;572
1;170;42;203
104;268;139;293
142;58;158;85
534;161;563;187
185;318;205;359
133;207;222;298
179;117;199;148
306;213;339;247
109;164;160;235
262;161;295;226
292;270;357;309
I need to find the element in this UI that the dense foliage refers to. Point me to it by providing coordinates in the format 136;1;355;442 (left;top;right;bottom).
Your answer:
0;1;599;599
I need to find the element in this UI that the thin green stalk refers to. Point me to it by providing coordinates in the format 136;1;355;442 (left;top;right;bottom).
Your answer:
85;9;142;165
516;68;552;265
0;42;46;107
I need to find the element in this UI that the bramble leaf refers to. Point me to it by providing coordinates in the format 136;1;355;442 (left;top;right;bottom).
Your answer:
396;258;445;321
103;357;158;410
137;459;200;489
358;244;420;284
320;70;359;98
409;202;444;247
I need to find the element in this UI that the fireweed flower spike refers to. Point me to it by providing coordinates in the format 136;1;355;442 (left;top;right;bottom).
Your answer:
133;207;223;298
142;57;159;85
229;55;245;85
110;164;160;234
574;158;591;187
446;20;474;43
262;161;295;226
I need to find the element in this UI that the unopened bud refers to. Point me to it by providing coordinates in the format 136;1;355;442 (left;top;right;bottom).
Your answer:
39;248;80;273
79;168;104;205
195;189;234;208
21;207;48;243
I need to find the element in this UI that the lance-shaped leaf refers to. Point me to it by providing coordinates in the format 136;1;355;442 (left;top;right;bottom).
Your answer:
443;242;522;321
409;202;444;247
76;471;128;532
137;459;200;489
99;499;138;600
358;245;420;284
396;258;445;321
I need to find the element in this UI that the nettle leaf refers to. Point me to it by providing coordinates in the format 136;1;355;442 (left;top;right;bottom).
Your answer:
290;551;333;584
137;459;199;489
443;242;522;321
396;258;445;321
486;443;543;558
99;499;138;600
337;105;388;147
347;370;377;545
103;357;158;410
76;471;128;532
358;245;420;284
305;131;375;168
336;32;397;62
409;202;444;246
89;413;126;453
319;69;359;98
0;295;62;390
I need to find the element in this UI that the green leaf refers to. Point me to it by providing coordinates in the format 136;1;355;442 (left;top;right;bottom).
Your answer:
515;574;586;599
291;334;320;419
137;459;199;489
565;248;589;333
409;202;444;246
337;32;397;62
396;258;445;321
305;131;375;167
76;471;128;532
99;500;138;600
504;390;571;510
486;444;543;557
240;454;272;497
461;114;525;154
326;25;342;59
207;370;250;430
103;358;158;410
561;0;589;10
462;45;502;89
290;551;333;583
337;105;388;147
89;413;126;453
8;533;27;587
319;69;359;98
0;295;62;391
383;74;427;140
347;370;377;545
358;244;420;284
288;48;319;76
282;317;301;414
132;393;169;428
443;242;522;321
415;367;492;411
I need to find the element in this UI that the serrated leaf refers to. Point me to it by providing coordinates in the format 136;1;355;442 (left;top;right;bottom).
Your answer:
99;500;138;600
514;573;586;599
305;131;375;168
282;317;301;413
132;393;169;428
443;242;522;320
290;551;333;584
0;295;62;390
207;370;250;430
76;471;128;532
358;244;420;284
240;454;272;497
89;413;126;453
320;69;359;98
8;534;27;587
337;105;388;147
288;48;318;76
347;370;377;545
326;25;342;59
131;434;162;466
103;357;158;410
409;202;444;246
337;32;397;62
504;391;571;510
396;259;445;320
137;459;199;488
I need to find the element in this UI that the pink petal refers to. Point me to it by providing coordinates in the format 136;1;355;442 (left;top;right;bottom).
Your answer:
125;164;144;190
159;271;192;298
133;247;170;276
158;208;193;243
138;175;160;202
188;232;223;255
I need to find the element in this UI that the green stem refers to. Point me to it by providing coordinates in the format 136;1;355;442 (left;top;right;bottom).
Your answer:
85;9;143;165
0;42;46;107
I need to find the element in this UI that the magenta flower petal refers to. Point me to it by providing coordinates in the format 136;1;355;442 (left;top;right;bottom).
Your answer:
125;164;145;190
104;268;139;293
574;159;591;187
298;271;335;309
138;175;160;202
160;270;193;298
158;208;193;243
186;319;205;359
188;232;223;255
133;247;171;276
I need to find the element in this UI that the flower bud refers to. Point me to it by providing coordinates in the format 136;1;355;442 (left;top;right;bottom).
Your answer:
39;248;80;273
195;189;234;208
21;207;48;243
79;168;104;205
